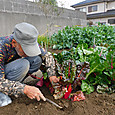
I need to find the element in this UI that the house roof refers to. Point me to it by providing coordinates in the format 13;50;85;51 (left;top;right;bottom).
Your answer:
71;0;114;8
87;9;115;19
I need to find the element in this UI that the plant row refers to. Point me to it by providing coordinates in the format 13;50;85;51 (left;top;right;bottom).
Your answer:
53;43;115;94
50;24;115;49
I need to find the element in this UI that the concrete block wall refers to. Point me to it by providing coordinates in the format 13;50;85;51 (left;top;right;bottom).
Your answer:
0;0;87;36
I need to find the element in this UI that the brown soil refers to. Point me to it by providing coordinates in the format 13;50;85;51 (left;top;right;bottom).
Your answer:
0;48;114;115
0;79;114;115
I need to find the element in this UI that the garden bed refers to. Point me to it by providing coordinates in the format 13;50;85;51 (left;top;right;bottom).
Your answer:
0;84;114;115
0;48;114;115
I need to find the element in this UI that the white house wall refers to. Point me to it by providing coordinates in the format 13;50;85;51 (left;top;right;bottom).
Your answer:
75;2;107;14
107;1;115;10
73;1;115;26
89;17;115;26
75;1;115;14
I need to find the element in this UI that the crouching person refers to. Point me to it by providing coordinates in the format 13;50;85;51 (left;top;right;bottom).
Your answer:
0;22;59;107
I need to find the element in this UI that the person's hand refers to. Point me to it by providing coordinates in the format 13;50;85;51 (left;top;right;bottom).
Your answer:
23;85;46;101
49;76;59;83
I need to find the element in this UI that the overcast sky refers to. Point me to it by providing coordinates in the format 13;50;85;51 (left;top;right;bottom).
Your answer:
57;0;84;9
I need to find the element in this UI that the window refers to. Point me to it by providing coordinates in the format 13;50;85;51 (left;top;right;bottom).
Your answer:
88;5;98;12
77;7;86;12
108;19;115;24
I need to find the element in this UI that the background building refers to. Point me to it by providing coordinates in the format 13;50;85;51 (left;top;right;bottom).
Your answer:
71;0;115;26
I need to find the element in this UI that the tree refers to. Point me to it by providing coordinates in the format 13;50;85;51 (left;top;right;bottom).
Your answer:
39;0;58;6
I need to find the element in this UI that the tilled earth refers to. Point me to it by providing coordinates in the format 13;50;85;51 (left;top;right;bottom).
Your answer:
0;78;114;115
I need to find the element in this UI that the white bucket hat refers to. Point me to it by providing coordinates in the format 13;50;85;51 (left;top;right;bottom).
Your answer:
13;22;41;56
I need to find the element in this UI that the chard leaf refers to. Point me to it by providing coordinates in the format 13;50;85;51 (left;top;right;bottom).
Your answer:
53;45;58;49
43;73;48;79
104;72;110;76
83;49;93;55
81;80;94;94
